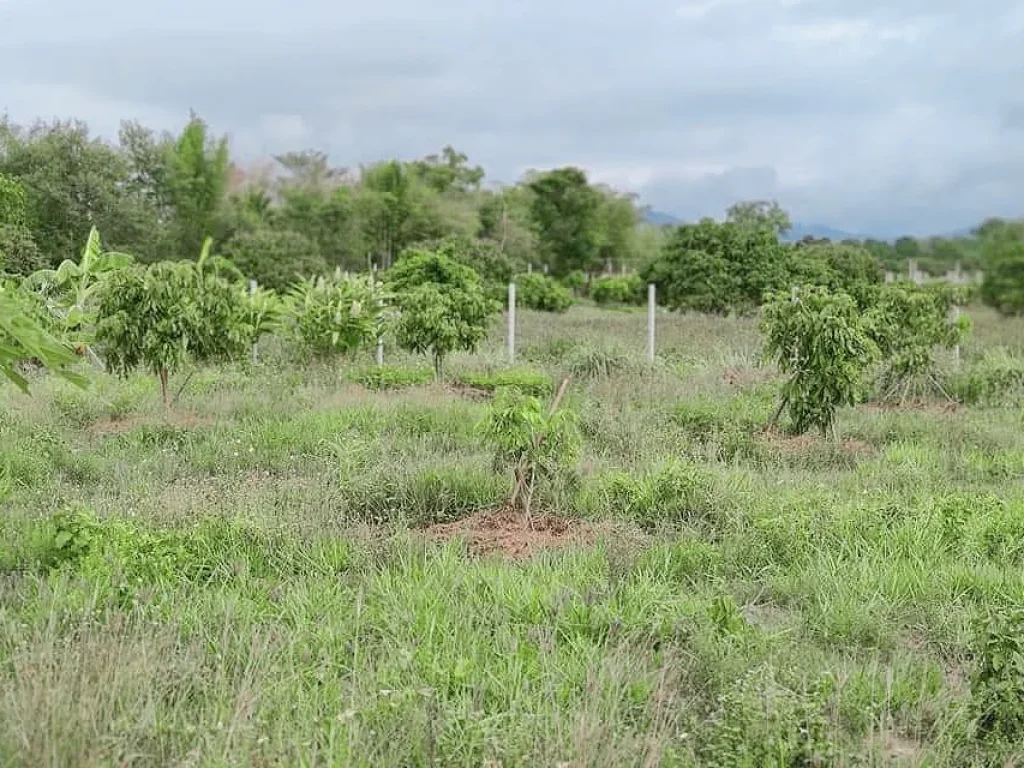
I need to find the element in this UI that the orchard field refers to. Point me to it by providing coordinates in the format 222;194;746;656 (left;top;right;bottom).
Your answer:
5;303;1024;766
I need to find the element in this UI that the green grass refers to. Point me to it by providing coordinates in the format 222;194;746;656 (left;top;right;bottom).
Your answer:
3;305;1024;765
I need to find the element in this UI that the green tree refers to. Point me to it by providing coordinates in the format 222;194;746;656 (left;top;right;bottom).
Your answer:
981;222;1024;315
478;379;577;520
762;285;879;439
594;187;641;271
411;146;484;194
869;283;969;402
789;241;883;307
0;172;27;226
643;218;789;314
221;228;328;292
387;247;499;376
165;114;231;258
727;199;792;236
0;118;141;265
356;160;417;268
95;243;250;405
527;167;602;276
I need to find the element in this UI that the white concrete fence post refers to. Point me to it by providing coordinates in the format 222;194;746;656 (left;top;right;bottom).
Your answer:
508;282;517;364
647;283;656;363
249;280;259;365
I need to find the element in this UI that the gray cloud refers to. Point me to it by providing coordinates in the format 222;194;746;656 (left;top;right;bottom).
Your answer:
2;0;1023;235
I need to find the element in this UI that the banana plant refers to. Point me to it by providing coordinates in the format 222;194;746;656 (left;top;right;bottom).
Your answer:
0;281;88;392
24;227;133;353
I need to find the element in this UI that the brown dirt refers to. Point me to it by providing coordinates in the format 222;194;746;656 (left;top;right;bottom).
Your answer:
424;506;600;559
861;400;962;414
757;428;878;458
721;366;774;388
87;410;215;438
444;382;492;402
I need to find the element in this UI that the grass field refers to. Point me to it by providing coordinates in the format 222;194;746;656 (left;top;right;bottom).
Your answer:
4;305;1024;766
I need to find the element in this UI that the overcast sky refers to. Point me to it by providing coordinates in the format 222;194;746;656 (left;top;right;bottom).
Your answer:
2;0;1022;236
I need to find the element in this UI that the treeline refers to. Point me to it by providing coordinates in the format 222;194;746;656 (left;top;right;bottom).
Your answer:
0;114;663;283
1;112;1022;313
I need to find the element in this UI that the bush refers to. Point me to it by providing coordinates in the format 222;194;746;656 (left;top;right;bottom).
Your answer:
221;228;328;292
591;275;644;306
946;348;1024;405
969;606;1024;743
566;346;636;379
513;272;573;313
282;271;388;360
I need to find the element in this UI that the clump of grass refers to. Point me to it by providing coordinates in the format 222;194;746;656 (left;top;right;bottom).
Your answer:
452;368;553;397
350;364;434;391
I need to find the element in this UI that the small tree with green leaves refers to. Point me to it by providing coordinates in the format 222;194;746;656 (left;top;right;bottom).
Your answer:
762;285;879;439
869;282;970;403
388;247;499;376
282;270;388;360
478;378;578;521
95;242;250;405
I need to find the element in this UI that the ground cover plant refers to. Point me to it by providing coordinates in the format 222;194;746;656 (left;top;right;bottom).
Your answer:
4;300;1024;766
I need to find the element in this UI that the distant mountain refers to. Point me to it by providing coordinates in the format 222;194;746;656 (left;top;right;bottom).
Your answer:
639;210;975;242
781;223;865;242
642;209;681;226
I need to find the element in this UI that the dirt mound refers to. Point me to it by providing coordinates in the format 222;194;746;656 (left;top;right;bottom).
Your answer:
424;507;598;559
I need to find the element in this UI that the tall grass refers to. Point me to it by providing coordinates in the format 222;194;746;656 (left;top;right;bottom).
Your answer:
2;304;1024;765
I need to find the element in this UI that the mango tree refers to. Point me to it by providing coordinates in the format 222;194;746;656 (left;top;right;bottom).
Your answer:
762;285;879;439
95;240;250;406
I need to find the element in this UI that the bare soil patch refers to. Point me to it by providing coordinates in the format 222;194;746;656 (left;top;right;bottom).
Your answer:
87;410;215;438
757;428;877;458
424;506;601;559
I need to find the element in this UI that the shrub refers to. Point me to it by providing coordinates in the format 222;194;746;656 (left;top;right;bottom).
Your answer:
762;285;879;438
513;272;573;313
591;275;644;306
947;348;1024;405
282;270;388;360
566;346;634;379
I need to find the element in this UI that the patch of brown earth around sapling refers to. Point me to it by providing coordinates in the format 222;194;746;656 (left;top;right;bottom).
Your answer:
424;506;600;559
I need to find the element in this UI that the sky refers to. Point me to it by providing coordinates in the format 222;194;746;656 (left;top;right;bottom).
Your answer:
1;0;1023;237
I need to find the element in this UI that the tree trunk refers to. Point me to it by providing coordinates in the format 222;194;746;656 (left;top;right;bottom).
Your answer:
433;352;444;380
158;367;169;408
